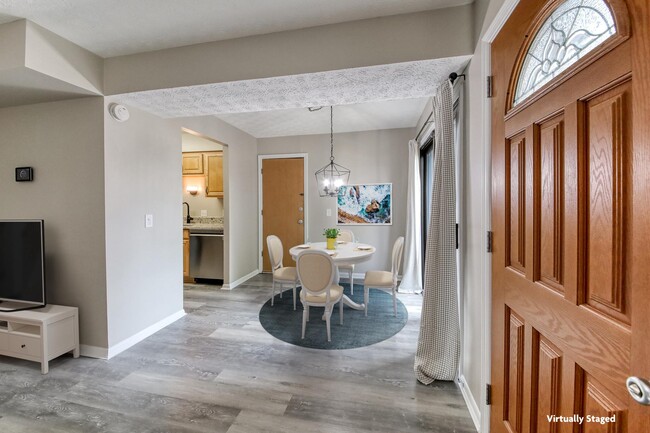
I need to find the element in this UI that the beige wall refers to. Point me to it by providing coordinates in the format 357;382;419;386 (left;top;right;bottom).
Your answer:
0;97;108;348
460;0;508;427
24;21;103;94
104;98;184;347
0;20;25;71
258;128;412;274
461;50;488;414
104;7;474;94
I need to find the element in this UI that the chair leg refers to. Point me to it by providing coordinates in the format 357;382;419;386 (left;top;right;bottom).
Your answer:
325;307;331;342
392;286;397;316
279;282;283;298
302;305;308;339
350;271;354;295
339;299;343;325
271;280;275;306
292;281;297;311
364;286;369;317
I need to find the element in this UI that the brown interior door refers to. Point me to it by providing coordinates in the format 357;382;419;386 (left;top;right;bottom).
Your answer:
262;158;305;272
491;0;650;432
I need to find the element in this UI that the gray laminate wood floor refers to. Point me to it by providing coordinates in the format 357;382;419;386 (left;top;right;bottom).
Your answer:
0;274;476;433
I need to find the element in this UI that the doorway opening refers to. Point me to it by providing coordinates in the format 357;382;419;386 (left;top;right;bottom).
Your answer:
181;128;227;290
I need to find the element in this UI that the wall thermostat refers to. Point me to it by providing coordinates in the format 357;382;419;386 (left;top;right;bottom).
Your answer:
15;167;34;182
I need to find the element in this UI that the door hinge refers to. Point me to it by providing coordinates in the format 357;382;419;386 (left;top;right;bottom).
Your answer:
261;209;263;216
260;168;263;175
486;384;492;405
487;231;493;253
486;76;494;98
261;250;263;257
455;223;459;250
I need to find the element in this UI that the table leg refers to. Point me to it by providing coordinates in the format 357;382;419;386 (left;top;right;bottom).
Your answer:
336;267;365;310
341;295;364;310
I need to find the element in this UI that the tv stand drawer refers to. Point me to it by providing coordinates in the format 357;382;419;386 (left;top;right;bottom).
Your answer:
8;334;41;357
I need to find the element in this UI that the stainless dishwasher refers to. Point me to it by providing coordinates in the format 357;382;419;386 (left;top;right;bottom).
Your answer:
189;233;224;279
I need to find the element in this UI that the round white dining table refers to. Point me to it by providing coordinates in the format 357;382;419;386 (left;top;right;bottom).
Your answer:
289;241;376;311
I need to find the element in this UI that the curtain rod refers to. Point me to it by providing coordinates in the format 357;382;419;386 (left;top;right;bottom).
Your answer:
414;113;433;142
413;72;466;142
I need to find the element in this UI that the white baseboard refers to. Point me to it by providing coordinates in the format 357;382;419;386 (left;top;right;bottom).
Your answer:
222;269;259;290
458;375;481;432
80;344;108;359
84;309;186;360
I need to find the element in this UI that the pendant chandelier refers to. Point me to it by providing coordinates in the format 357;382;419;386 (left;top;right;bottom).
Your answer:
315;106;350;197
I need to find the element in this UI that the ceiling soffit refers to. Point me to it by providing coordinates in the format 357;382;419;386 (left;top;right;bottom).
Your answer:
117;57;471;119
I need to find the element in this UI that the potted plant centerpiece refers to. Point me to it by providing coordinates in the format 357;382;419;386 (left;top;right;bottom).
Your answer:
323;228;340;250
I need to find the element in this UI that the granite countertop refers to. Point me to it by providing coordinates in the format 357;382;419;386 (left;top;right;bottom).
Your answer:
183;217;224;234
184;223;223;234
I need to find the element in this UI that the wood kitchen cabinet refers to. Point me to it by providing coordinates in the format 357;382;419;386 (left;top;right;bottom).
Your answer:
183;229;192;282
182;152;204;175
205;152;223;198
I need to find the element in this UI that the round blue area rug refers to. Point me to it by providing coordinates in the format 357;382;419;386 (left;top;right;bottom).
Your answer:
259;283;408;350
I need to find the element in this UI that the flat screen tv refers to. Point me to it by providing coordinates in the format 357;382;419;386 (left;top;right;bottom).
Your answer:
0;220;46;308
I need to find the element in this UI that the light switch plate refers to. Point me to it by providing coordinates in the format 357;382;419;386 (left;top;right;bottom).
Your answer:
326;208;332;217
145;214;153;228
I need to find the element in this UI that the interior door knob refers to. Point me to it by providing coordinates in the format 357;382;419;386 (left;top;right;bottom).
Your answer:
627;376;650;405
298;219;304;225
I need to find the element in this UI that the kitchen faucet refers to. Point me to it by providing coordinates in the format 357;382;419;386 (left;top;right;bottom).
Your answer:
183;202;193;224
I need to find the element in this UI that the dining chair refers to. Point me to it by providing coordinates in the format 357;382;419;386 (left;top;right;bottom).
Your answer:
363;236;405;316
337;229;356;294
266;235;299;310
296;250;344;342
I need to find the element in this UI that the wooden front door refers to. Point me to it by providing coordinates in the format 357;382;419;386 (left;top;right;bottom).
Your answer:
491;0;650;432
261;158;305;272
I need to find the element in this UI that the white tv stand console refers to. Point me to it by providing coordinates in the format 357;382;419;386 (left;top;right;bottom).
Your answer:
0;304;79;374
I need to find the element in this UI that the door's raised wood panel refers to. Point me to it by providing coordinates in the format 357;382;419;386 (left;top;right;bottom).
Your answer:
536;115;564;292
506;133;527;274
504;309;525;433
577;369;626;433
530;332;562;433
503;272;630;398
583;82;631;325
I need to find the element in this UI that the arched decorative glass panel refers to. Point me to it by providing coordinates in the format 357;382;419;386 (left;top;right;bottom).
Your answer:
513;0;616;106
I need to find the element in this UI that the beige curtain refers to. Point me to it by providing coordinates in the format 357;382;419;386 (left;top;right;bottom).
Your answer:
399;139;423;294
414;80;460;383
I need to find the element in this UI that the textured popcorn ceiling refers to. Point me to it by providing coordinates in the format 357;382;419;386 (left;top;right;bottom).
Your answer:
0;0;472;57
216;98;430;138
118;57;471;125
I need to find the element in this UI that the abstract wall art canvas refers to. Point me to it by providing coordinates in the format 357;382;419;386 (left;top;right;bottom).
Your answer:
337;183;392;225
